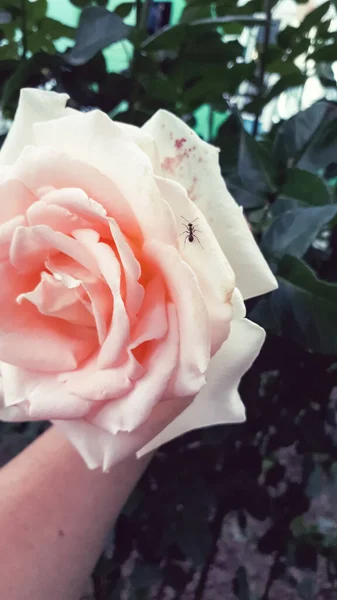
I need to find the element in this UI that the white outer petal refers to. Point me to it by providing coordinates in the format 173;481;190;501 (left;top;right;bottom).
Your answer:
53;396;191;472
137;318;265;457
142;110;277;300
0;88;70;166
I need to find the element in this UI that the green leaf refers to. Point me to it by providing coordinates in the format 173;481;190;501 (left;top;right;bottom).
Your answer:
68;0;90;6
278;25;297;49
26;0;47;24
141;16;266;50
310;42;337;63
261;204;337;261
141;22;187;50
267;59;302;76
114;3;133;19
239;129;277;196
251;256;337;355
264;73;307;105
280;168;331;206
272;100;337;173
39;17;75;40
299;1;330;32
66;6;131;66
1;52;61;115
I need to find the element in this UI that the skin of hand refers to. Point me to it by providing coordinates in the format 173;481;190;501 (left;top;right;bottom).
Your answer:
0;426;151;600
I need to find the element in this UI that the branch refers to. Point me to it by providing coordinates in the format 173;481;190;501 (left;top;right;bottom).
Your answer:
252;0;273;137
21;0;28;60
260;548;282;600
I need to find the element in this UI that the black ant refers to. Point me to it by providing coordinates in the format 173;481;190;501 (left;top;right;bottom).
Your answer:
180;216;203;248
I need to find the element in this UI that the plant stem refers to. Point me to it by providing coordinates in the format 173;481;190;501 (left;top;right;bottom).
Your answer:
129;0;153;123
21;0;28;60
194;500;226;600
140;0;153;32
136;0;142;27
208;107;214;142
252;0;273;137
260;548;282;600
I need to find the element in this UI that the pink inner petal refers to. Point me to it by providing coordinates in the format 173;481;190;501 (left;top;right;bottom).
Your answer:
17;271;95;328
130;275;168;348
89;303;179;434
0;215;25;260
0;261;98;371
144;240;210;396
26;201;92;235
0;179;36;224
11;147;141;238
10;224;100;275
108;217;144;320
59;350;144;401
73;231;130;369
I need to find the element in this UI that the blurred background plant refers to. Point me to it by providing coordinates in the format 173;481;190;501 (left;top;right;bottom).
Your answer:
1;0;337;598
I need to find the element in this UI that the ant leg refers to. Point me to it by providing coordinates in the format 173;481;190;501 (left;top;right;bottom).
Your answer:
193;234;204;249
184;235;189;247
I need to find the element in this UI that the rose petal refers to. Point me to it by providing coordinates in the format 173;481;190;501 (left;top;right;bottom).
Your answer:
156;175;235;300
74;231;130;369
156;175;235;353
1;362;91;420
142;110;277;300
0;262;97;371
0;179;36;224
17;271;95;328
144;240;210;396
59;350;143;401
90;303;178;434
138;318;265;456
108;218;144;319
10;146;140;238
53;394;191;471
33;111;178;247
116;121;161;172
0;215;25;260
0;88;69;166
130;275;167;348
10;224;100;275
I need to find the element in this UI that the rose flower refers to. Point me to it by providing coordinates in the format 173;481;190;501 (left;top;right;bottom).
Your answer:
0;89;276;470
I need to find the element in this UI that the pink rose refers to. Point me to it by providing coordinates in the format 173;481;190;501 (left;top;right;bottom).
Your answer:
0;89;276;470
